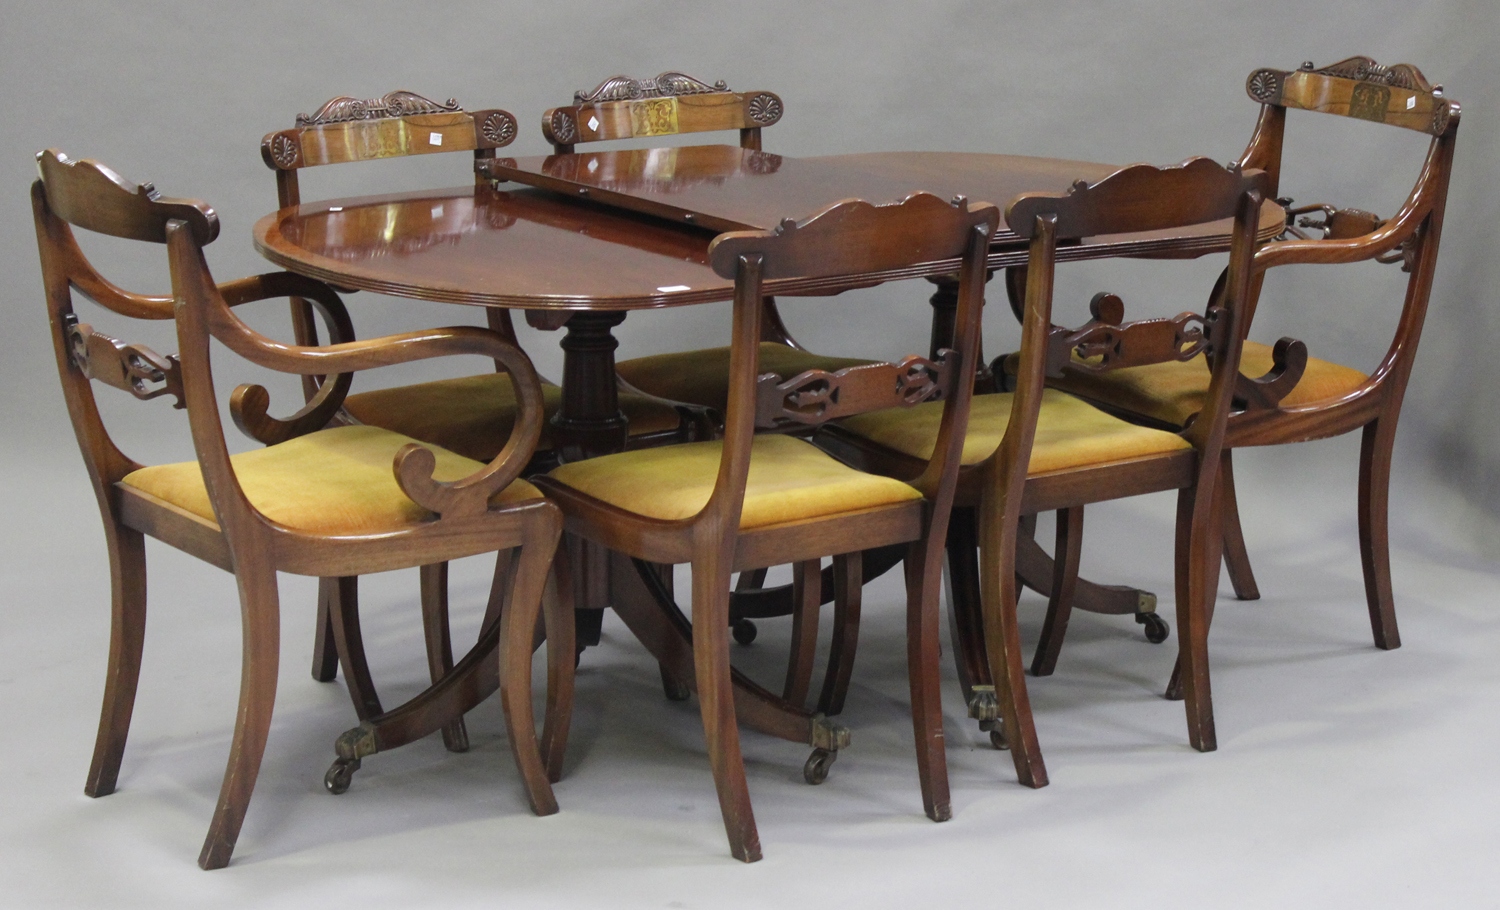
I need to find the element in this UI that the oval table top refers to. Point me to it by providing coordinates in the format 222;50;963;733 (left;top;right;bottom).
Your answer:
254;149;1283;312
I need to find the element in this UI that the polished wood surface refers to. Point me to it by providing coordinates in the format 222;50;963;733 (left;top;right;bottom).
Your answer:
258;151;1284;311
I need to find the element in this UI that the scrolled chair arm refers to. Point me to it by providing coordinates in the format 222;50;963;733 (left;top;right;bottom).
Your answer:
219;272;358;445
1252;169;1438;273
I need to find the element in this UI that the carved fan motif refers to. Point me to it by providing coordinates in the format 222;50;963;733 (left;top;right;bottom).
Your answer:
550;110;577;143
481;111;517;146
270;133;300;169
1247;69;1281;103
747;93;783;125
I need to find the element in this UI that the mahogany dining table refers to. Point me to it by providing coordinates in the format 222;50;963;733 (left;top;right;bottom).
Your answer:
252;145;1285;759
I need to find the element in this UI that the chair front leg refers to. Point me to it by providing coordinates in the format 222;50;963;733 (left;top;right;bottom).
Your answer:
1170;483;1220;753
978;498;1048;789
905;539;952;821
498;512;562;817
198;562;281;870
690;551;761;862
1359;418;1401;649
86;523;147;798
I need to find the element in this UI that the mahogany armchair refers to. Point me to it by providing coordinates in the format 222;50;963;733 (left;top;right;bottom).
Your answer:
263;91;693;734
1035;58;1459;673
534;192;997;862
821;159;1269;777
37;150;566;868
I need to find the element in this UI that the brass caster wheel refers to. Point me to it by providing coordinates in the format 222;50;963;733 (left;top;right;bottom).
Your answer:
324;757;361;795
989;727;1009;751
803;748;836;785
732;618;758;646
1136;611;1170;644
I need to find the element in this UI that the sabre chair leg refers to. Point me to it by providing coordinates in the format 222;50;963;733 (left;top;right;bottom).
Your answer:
198;564;281;870
906;540;952;821
1359;419;1401;649
979;501;1048;789
541;542;576;784
311;579;339;682
1170;485;1219;753
1218;453;1261;601
782;559;822;707
498;512;562;816
1031;506;1083;677
326;576;382;721
419;563;469;753
86;524;147;798
691;554;761;863
817;552;863;716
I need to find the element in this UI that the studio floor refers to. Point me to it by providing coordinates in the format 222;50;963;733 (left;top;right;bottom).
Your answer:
3;438;1496;909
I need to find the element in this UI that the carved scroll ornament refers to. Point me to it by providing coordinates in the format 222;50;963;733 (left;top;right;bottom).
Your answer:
1047;292;1221;378
573;71;730;104
755;352;953;429
296;91;462;126
66;315;184;408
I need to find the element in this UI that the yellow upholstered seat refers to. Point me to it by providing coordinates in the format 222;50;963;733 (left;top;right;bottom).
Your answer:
1046;340;1370;428
837;388;1193;471
123;424;542;535
546;433;922;529
344;374;684;462
616;342;876;411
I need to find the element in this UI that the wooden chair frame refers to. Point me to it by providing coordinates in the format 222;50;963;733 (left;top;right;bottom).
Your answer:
821;159;1270;776
1042;58;1459;669
535;192;997;862
37;150;566;869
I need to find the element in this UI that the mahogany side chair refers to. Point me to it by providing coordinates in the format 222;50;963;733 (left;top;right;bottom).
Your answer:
534;192;998;862
1032;58;1459;674
263;91;693;730
821;159;1269;776
37;150;566;869
542;71;883;646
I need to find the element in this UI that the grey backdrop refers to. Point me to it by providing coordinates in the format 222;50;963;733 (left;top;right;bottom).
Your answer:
2;2;1498;904
3;0;1497;540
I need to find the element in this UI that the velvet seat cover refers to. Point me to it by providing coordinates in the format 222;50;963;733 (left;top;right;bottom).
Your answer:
123;424;542;534
546;434;922;528
837;388;1193;471
1041;340;1369;428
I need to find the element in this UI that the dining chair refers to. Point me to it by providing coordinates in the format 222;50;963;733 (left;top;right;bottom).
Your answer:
821;158;1269;775
544;71;885;647
1030;58;1459;675
263;90;694;724
534;192;997;862
37;149;567;869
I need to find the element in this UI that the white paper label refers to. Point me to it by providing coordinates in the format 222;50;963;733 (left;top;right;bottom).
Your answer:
1406;96;1416;110
429;132;443;146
